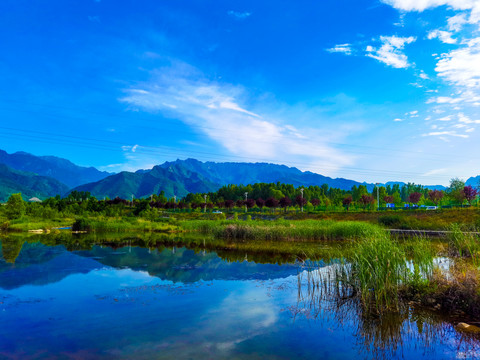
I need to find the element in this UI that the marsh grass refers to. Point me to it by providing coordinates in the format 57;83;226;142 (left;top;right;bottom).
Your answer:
300;234;437;314
448;224;480;266
180;219;385;241
72;217;179;233
350;235;409;311
4;216;73;232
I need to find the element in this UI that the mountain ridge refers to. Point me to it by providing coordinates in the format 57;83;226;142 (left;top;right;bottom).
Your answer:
0;149;112;188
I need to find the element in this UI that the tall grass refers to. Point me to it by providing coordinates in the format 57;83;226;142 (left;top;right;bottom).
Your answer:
304;234;436;313
180;219;385;241
448;224;480;266
350;235;408;311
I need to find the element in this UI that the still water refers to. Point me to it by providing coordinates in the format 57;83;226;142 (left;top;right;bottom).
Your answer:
0;236;479;359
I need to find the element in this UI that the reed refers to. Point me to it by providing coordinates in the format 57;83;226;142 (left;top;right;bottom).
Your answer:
180;219;385;241
447;224;480;266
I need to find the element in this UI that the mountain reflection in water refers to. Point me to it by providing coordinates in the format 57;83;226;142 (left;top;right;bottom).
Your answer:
1;235;480;359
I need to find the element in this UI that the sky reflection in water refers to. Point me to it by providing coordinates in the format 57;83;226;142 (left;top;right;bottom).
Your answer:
0;238;479;359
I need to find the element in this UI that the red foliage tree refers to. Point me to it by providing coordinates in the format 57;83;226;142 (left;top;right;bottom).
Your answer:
224;200;235;209
383;195;394;204
178;201;186;209
358;194;374;211
428;190;444;205
256;198;265;210
265;197;279;210
408;192;422;205
295;194;307;207
342;196;353;211
246;198;256;209
311;198;320;207
279;196;292;213
464;185;478;205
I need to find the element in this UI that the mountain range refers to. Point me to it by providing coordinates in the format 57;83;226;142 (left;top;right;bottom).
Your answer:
0;149;478;201
0;150;111;188
0;164;69;202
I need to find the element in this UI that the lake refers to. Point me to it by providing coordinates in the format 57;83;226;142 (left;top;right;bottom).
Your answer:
1;235;479;359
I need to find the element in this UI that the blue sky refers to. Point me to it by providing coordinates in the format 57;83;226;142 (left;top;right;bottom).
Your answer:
1;0;480;185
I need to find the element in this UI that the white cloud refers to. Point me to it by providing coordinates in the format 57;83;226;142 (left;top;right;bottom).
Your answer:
447;13;469;31
437;115;453;121
326;44;352;55
435;39;480;89
366;36;416;68
381;1;480;28
423;168;448;176
119;63;354;174
427;30;457;44
427;96;463;104
419;72;429;79
394;118;404;121
381;0;479;13
422;130;469;138
227;11;251;19
459;112;480;123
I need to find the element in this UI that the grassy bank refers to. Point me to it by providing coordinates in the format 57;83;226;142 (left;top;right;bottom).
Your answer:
71;217;179;233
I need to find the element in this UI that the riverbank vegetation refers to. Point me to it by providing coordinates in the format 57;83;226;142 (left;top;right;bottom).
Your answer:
1;190;480;234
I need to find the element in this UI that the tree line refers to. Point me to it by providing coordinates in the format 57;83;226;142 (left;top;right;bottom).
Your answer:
1;178;478;220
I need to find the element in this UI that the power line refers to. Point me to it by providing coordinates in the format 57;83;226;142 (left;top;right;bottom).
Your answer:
0;127;469;181
0;103;473;163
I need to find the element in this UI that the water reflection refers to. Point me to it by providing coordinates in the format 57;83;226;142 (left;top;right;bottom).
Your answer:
294;262;480;359
1;235;480;359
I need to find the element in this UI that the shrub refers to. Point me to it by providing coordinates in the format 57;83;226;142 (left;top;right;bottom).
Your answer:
72;218;92;232
378;215;401;227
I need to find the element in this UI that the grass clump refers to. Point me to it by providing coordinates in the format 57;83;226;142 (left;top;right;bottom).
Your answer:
448;224;480;266
329;235;436;313
349;235;408;311
378;215;402;227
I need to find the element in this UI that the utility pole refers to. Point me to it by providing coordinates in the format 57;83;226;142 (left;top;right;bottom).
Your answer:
173;195;176;212
376;183;380;210
131;194;134;207
204;194;207;213
244;192;248;213
300;188;304;212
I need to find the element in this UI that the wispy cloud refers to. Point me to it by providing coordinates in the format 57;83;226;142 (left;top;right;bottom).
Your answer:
227;11;251;19
365;36;416;69
422;131;469;138
119;62;354;175
326;44;352;55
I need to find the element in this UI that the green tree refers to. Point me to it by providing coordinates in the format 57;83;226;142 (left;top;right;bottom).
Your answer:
5;193;26;219
448;178;465;204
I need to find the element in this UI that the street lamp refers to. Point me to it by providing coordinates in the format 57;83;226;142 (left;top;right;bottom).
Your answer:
376;183;380;210
204;194;207;213
300;188;304;212
244;192;248;213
